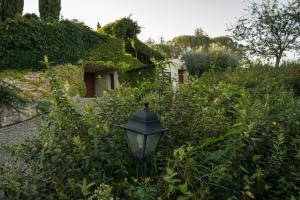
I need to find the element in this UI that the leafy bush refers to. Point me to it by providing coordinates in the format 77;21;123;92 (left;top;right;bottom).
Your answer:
182;47;239;76
182;50;211;76
0;17;103;69
1;63;299;199
211;48;239;70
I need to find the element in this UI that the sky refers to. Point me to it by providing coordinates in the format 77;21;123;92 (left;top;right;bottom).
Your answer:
24;0;248;42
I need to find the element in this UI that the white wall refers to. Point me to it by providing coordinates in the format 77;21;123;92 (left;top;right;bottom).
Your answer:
95;71;119;97
165;59;188;90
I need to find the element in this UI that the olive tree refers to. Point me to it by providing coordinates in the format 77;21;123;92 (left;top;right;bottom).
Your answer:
182;48;239;76
230;0;300;67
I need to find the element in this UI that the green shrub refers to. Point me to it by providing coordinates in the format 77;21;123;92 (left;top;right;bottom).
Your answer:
0;17;103;69
182;47;239;76
182;50;211;76
1;63;299;199
211;49;239;70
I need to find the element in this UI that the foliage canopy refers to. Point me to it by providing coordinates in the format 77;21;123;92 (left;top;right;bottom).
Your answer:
182;46;240;76
0;0;23;21
98;17;164;63
230;0;300;67
1;62;300;199
39;0;61;21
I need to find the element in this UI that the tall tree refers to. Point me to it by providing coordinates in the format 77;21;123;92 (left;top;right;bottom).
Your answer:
39;0;61;21
230;0;300;67
167;33;210;58
0;0;24;21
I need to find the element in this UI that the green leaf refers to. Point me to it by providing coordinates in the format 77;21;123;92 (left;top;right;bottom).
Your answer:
178;182;188;193
245;191;255;199
252;155;262;162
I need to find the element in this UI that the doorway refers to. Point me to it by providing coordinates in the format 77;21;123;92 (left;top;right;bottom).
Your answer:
178;70;184;84
84;72;95;97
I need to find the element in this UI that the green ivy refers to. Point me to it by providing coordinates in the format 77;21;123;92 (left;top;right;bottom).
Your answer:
98;17;141;40
118;67;156;87
53;64;86;97
0;17;103;69
83;35;143;70
98;17;164;63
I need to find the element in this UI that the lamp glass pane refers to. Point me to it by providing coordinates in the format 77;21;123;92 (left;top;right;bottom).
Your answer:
145;132;162;156
126;130;145;160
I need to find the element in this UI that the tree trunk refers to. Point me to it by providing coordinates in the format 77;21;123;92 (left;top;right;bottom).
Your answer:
275;53;282;68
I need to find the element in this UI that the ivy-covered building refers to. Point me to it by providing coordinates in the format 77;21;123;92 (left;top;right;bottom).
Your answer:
0;16;163;98
82;17;164;97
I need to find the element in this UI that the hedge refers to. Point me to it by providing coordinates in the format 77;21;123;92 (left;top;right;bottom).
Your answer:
0;17;103;69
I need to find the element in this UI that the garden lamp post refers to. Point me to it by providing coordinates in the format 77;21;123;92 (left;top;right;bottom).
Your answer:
120;102;167;176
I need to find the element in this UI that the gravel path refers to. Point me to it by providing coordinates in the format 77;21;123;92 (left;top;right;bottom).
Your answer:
0;116;40;165
0;116;40;199
0;116;40;146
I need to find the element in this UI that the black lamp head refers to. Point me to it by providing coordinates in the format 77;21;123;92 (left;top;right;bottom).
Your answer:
120;102;168;135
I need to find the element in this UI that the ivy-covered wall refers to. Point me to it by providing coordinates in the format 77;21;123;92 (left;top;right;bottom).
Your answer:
0;17;103;69
83;36;143;71
0;16;162;87
118;67;156;87
54;64;86;97
98;17;164;64
0;64;85;101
